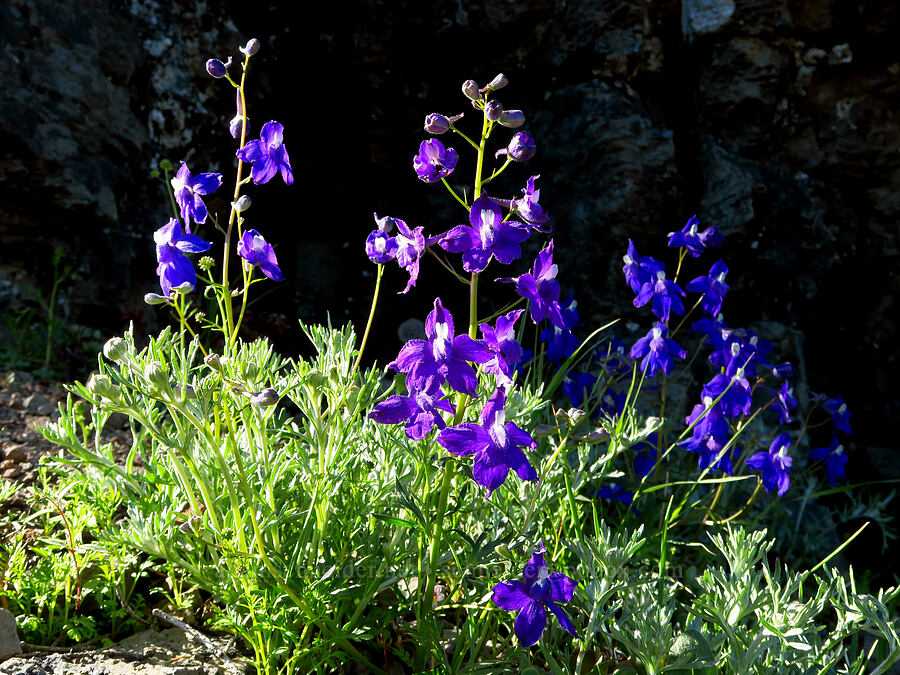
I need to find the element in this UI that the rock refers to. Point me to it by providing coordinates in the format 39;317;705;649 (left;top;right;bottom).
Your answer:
697;136;757;235
0;608;22;661
23;392;53;416
682;0;735;40
1;447;26;464
0;628;245;674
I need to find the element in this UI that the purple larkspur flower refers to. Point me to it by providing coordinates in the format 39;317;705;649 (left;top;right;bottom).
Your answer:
540;326;579;364
236;121;293;185
634;269;686;322
667;214;723;257
597;388;627;419
439;195;529;273
369;389;455;440
822;395;853;434
724;331;772;379
595;337;630;375
365;212;400;264
170;162;222;230
596;483;635;506
686;260;729;316
154;218;212;296
623;239;664;294
491;543;578;647
480;309;526;386
746;433;793;496
390;298;492;397
413;138;458;183
768;380;797;425
563;372;597;409
629;323;686;377
681;398;736;474
393;217;426;294
438;387;538;496
810;434;848;486
511;175;551;232
238;229;282;281
365;230;398;263
701;372;752;419
513;241;566;328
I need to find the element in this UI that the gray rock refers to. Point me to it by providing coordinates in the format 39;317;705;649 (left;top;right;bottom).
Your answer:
0;608;22;662
23;393;53;416
0;628;244;674
683;0;735;40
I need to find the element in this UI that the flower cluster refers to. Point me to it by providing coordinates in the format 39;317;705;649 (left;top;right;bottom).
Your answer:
366;74;587;645
149;39;287;322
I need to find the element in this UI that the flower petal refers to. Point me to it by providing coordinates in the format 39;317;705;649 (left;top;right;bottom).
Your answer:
491;580;531;611
514;600;547;647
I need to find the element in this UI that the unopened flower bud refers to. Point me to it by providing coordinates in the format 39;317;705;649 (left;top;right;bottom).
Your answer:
206;59;228;78
204;353;222;371
507;131;536;161
229;114;244;139
145;362;169;390
484;73;508;91
498;110;526;128
87;374;120;401
250;388;278;407
103;337;128;362
462;79;480;101
241;38;261;56
582;428;609;444
564;408;588;427
484;100;503;121
233;195;251;212
532;424;558;438
424;113;451;134
144;293;169;305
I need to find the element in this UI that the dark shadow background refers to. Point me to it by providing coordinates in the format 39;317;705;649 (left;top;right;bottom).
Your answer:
1;0;898;578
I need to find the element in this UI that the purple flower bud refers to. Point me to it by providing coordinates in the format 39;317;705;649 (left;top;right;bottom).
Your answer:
462;79;480;101
241;38;261;56
484;100;503;121
498;110;526;128
507;131;536;161
250;388;278;406
484;73;508;91
229;114;246;139
206;58;228;78
424;113;451;134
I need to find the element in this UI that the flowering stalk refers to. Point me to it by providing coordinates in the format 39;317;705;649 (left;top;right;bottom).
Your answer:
422;108;490;628
221;52;252;348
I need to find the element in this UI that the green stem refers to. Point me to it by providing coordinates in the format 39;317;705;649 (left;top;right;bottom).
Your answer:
483;157;512;184
351;263;383;378
221;55;251;349
441;177;469;210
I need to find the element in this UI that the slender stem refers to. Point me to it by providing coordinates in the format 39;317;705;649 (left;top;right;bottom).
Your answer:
221;55;251;347
441;177;469;211
351;263;383;377
483;157;512;184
